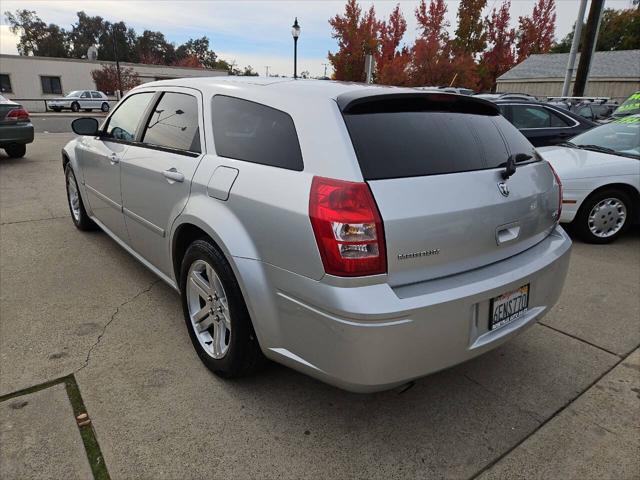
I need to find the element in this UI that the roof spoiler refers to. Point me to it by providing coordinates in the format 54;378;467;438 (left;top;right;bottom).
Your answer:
337;90;500;115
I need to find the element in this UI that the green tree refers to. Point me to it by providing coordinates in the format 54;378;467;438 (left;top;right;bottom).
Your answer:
175;37;217;68
136;30;176;64
98;21;138;62
68;11;106;58
4;9;70;57
453;0;487;55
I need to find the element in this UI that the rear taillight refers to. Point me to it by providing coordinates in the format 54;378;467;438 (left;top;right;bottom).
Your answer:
309;176;386;277
548;162;562;223
6;107;30;122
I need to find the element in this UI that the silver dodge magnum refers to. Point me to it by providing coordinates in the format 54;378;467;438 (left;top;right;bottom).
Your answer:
63;77;571;392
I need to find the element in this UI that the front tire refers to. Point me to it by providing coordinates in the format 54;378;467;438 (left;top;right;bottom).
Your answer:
180;239;264;378
573;188;632;243
71;102;80;112
65;165;96;231
4;143;26;158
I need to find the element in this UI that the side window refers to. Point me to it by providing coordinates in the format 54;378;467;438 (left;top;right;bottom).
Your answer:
510;105;552;129
80;91;91;99
211;95;303;171
91;91;102;99
41;76;62;94
576;106;592;119
141;92;201;153
105;92;155;142
548;108;572;127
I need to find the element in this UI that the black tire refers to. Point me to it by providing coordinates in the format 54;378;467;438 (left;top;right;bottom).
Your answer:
4;143;26;158
572;188;633;244
179;239;264;378
64;164;96;231
71;102;80;112
101;102;110;112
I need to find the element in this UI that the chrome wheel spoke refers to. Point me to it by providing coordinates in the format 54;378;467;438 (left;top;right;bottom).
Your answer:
186;259;231;360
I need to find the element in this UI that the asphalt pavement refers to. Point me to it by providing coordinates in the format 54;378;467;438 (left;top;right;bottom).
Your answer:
1;128;638;479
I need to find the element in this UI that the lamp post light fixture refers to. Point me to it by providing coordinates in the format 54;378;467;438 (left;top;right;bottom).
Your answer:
291;17;301;79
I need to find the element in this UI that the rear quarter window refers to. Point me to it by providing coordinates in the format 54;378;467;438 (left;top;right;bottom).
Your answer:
211;95;303;171
343;109;535;180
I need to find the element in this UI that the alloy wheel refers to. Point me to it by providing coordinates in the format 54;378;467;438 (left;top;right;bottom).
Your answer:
186;259;231;359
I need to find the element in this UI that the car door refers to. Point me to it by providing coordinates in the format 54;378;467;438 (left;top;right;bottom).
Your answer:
508;103;577;147
79;91;92;109
91;91;103;108
78;92;156;241
120;89;205;276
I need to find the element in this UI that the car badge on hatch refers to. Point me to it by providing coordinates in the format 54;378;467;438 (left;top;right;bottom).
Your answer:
498;182;510;197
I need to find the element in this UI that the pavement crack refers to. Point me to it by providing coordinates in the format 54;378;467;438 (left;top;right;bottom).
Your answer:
75;279;160;373
1;215;70;226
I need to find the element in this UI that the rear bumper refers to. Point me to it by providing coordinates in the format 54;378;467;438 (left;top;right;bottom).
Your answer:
0;123;34;146
235;226;572;392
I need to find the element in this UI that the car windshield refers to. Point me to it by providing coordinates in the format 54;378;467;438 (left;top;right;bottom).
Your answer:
66;91;82;98
570;116;640;158
612;92;640;118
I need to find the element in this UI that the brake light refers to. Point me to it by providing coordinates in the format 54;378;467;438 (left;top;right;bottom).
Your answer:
309;176;386;276
6;107;30;122
548;162;562;223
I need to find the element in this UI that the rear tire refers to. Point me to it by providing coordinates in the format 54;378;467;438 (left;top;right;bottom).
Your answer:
101;102;110;112
573;188;632;244
71;102;80;112
4;144;26;158
65;165;96;231
179;239;264;378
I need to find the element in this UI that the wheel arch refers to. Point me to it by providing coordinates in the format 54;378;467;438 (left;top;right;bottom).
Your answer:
578;182;640;222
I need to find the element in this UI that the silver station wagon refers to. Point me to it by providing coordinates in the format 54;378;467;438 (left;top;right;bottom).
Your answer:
63;78;571;392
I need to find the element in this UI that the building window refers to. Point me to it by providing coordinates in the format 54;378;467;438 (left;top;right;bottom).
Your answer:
41;76;62;94
0;74;12;93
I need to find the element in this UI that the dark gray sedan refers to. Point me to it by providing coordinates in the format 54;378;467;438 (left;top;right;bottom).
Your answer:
0;95;34;158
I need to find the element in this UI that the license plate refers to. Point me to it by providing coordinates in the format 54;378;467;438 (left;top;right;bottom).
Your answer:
489;284;530;330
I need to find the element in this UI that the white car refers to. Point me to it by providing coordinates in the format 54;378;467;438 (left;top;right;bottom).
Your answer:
48;90;110;113
539;115;639;243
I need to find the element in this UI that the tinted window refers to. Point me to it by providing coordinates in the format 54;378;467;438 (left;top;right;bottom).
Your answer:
549;108;572;126
81;91;91;98
105;92;154;141
212;95;303;171
142;92;201;153
91;91;102;99
41;76;62;94
344;110;535;180
511;105;552;128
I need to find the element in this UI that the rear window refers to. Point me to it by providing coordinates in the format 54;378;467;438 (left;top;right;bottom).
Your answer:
211;95;303;171
344;109;535;180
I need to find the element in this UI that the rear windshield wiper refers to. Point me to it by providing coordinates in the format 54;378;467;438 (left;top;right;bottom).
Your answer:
576;144;617;154
499;153;532;180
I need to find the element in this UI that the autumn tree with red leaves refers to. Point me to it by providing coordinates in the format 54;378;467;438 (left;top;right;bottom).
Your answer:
516;0;556;62
91;64;141;95
409;0;451;86
478;0;516;91
172;55;203;68
375;4;410;85
328;0;381;81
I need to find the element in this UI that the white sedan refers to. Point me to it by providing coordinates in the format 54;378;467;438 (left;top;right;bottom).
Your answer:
47;90;110;113
539;115;639;243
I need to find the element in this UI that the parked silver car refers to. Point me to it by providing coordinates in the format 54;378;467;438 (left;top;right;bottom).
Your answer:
63;78;571;392
48;90;110;112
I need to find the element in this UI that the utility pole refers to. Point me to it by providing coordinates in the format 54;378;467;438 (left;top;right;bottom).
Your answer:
561;0;587;97
573;0;605;97
111;24;123;99
322;63;329;78
265;66;270;77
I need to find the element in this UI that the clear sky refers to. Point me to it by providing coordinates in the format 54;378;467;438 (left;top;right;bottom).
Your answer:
0;0;636;77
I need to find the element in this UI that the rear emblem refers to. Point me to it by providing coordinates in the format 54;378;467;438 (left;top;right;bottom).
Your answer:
497;182;510;197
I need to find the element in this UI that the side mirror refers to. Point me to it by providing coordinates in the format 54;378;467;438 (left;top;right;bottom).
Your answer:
71;117;99;136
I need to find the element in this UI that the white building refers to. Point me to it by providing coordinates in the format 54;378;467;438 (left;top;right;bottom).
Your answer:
0;54;228;112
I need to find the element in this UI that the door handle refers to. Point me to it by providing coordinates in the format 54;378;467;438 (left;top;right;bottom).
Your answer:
108;153;119;165
162;168;185;183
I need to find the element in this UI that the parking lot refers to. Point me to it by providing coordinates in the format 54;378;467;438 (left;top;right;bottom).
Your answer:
1;129;639;479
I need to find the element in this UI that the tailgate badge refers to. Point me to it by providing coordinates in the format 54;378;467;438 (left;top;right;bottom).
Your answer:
497;182;510;197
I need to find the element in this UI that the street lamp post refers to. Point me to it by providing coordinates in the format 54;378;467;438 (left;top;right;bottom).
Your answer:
291;18;300;79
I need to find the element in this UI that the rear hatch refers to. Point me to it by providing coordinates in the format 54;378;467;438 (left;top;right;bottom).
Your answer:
340;92;559;286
